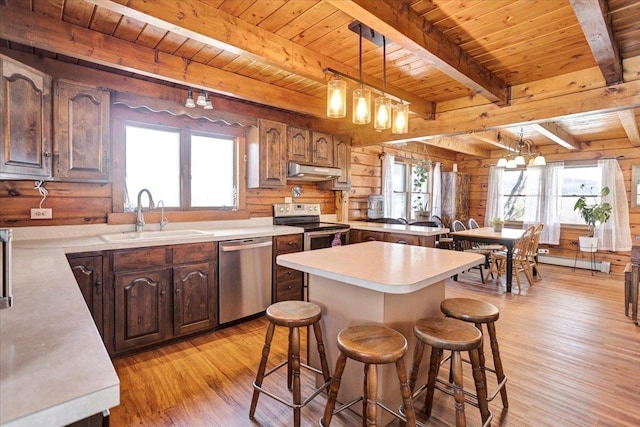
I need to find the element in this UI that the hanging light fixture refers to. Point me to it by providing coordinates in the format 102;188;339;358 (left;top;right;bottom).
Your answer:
374;36;392;130
204;92;213;110
353;24;371;124
392;102;409;134
327;74;347;118
496;128;546;168
196;90;207;106
185;88;196;108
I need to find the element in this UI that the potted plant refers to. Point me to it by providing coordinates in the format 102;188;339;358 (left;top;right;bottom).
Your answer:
412;160;431;220
489;218;504;232
413;196;430;220
573;184;612;252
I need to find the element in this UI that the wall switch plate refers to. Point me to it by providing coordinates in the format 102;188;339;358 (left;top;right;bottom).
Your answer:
538;248;549;254
30;208;52;219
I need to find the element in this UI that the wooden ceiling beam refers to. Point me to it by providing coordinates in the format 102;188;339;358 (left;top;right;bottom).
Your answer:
617;109;640;146
569;0;623;85
531;123;582;151
327;0;510;106
466;130;511;150
83;0;435;119
387;136;490;158
0;4;326;117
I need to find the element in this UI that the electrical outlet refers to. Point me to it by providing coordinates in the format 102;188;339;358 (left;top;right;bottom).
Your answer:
30;208;52;219
538;248;549;254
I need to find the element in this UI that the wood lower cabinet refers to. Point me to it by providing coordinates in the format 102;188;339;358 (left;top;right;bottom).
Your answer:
350;229;385;243
67;253;105;337
273;234;304;302
351;229;436;248
108;242;218;355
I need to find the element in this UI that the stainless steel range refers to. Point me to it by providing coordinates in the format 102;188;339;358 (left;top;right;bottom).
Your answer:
273;203;350;250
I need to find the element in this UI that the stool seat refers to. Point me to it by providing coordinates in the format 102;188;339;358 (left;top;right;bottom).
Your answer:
441;298;499;324
337;324;407;364
266;300;322;327
413;317;482;351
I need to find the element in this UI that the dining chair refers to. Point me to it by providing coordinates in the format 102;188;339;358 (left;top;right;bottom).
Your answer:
468;218;480;229
527;223;544;280
484;225;536;291
452;220;487;283
430;215;454;249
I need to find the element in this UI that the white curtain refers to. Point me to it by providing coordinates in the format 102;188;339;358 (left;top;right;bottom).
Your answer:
484;166;503;226
381;153;395;218
598;159;632;251
523;162;563;244
431;162;442;218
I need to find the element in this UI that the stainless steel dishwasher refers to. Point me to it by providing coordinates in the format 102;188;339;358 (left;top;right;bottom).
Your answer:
219;237;273;324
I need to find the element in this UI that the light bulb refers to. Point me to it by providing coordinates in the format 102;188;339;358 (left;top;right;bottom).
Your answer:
352;86;371;124
392;103;409;134
185;89;195;108
514;155;525;166
374;97;391;130
533;154;546;166
196;90;206;106
496;157;508;167
326;77;346;118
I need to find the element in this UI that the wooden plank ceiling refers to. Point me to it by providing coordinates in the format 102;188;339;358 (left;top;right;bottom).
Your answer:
1;0;639;155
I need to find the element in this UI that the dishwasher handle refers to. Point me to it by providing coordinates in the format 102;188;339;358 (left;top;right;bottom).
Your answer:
220;240;273;252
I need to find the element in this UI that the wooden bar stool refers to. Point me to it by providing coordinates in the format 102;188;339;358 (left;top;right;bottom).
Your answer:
408;317;492;427
250;301;331;427
320;324;416;427
441;298;508;408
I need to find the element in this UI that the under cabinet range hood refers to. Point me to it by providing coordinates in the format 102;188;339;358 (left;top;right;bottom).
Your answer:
287;162;342;182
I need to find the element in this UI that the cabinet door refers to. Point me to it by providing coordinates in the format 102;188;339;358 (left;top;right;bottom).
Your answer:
332;136;351;190
114;269;172;352
258;119;287;188
311;131;334;167
68;255;104;337
0;55;52;180
287;126;310;163
173;261;217;336
54;80;111;182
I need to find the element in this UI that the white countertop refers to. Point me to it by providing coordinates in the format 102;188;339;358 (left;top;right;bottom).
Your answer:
349;221;448;236
1;218;304;426
277;241;485;294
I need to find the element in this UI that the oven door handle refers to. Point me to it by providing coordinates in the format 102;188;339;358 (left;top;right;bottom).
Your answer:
305;229;349;237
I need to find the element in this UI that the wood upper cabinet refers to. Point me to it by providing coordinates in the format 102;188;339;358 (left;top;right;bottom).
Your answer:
287;126;311;163
54;80;111;182
67;253;104;338
247;119;287;188
321;136;351;190
0;54;52;180
311;131;334;167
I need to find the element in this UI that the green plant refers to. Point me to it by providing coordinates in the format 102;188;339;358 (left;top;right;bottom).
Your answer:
412;196;428;211
573;184;612;237
412;160;431;190
489;218;504;226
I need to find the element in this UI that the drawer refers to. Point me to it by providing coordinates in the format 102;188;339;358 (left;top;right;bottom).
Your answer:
172;242;217;264
275;265;303;283
353;230;385;243
113;246;168;271
384;232;422;246
274;234;303;254
275;278;303;302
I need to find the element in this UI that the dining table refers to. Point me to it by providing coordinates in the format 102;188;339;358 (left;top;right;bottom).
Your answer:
450;226;526;293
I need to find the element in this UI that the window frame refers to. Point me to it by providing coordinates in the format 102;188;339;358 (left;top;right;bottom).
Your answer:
393;159;431;221
112;104;246;217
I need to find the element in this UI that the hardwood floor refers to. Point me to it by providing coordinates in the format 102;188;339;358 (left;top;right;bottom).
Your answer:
111;265;640;426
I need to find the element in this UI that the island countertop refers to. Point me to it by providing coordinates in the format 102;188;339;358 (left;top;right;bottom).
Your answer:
277;241;484;294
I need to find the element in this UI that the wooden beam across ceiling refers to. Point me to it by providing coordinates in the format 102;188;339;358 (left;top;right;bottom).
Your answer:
83;0;435;119
327;0;510;106
0;4;325;117
531;123;582;151
618;109;640;146
570;0;623;85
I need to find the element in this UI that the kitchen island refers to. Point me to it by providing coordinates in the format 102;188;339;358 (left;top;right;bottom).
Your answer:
277;241;484;425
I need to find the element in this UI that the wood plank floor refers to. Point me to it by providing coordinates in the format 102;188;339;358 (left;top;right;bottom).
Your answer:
111;264;640;426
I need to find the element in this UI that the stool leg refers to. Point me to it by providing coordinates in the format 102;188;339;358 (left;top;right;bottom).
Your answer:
408;340;425;393
475;322;488;396
424;348;442;418
365;363;377;426
250;322;275;418
625;275;631;316
487;322;508;408
395;357;417;427
632;266;639;325
291;326;301;427
469;348;491;426
287;328;293;390
450;350;466;427
322;353;347;427
312;321;332;384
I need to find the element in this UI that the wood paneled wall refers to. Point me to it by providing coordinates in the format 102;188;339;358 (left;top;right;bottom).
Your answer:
348;142;457;220
456;139;640;274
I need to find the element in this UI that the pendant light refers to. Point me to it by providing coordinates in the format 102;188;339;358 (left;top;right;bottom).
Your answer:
374;36;392;130
204;92;213;110
392;102;409;134
327;74;346;118
353;24;371;124
196;90;207;106
185;88;196;108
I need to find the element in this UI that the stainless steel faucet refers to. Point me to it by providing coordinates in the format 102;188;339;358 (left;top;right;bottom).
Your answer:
157;200;169;231
135;189;154;232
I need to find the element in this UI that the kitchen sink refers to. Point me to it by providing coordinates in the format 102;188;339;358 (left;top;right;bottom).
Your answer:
100;229;211;243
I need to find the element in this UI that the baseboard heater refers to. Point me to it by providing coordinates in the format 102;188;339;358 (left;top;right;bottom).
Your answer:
537;254;611;273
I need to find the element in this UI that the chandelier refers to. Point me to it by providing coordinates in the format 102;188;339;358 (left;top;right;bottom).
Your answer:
185;88;213;110
496;129;546;168
324;22;409;134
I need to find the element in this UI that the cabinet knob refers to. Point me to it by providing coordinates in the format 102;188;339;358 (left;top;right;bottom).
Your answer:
95;280;102;294
44;150;51;158
160;290;167;296
175;288;180;293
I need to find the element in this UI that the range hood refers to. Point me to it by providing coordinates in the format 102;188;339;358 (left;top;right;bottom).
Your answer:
287;162;342;182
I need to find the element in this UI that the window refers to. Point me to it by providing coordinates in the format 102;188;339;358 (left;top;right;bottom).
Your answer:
498;164;602;224
391;160;430;221
115;106;243;213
